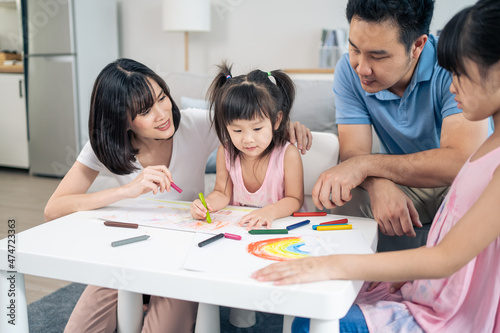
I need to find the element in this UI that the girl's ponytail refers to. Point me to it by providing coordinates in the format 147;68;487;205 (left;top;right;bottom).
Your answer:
268;70;295;117
266;69;295;147
207;61;233;144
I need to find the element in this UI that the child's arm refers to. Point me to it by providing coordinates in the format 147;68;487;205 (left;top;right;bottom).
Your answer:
191;146;232;219
45;161;175;222
254;166;500;285
240;144;304;230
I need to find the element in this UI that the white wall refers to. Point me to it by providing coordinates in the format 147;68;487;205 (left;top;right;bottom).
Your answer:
117;0;475;75
0;5;22;53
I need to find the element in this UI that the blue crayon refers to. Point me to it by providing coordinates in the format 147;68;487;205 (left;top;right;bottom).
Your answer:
286;220;310;230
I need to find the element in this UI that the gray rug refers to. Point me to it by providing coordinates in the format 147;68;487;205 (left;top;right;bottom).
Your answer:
27;283;283;332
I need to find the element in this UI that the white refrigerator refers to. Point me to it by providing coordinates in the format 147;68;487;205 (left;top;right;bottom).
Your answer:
25;0;118;177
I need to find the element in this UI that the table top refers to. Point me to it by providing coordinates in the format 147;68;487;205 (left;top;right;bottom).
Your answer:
0;198;377;320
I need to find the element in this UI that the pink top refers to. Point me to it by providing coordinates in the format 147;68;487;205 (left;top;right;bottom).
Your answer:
225;142;290;208
355;147;500;332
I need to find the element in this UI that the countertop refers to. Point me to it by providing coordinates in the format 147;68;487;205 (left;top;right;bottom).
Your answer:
0;63;23;73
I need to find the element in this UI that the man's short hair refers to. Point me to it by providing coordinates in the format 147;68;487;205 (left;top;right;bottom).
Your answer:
346;0;435;52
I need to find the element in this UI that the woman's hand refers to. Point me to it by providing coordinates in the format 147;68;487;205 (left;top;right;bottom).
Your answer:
122;165;174;198
288;121;313;155
190;199;212;220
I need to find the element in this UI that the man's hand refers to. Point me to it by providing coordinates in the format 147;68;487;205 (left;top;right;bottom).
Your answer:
367;178;422;237
312;156;368;209
288;121;313;155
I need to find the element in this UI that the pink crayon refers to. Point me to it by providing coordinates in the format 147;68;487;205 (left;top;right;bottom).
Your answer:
171;182;182;193
224;233;242;240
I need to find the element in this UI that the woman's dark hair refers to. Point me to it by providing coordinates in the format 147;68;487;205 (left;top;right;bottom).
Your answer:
438;0;500;81
89;58;181;175
346;0;434;53
207;62;295;163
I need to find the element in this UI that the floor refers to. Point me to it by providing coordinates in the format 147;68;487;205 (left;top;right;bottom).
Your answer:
0;167;71;304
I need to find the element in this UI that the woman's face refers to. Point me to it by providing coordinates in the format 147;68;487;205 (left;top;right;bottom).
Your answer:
449;59;500;122
128;79;175;141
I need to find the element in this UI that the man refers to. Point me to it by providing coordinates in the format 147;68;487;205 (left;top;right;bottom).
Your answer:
313;0;488;251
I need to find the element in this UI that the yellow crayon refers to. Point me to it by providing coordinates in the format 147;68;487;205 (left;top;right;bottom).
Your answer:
316;224;353;231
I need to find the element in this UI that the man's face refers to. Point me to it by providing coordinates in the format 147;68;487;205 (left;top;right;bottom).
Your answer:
348;17;417;96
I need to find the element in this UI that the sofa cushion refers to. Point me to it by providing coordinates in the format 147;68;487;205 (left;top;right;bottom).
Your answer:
290;78;337;135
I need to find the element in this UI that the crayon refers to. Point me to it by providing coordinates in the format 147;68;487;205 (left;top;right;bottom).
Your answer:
315;224;353;231
111;235;150;247
198;233;224;247
286;220;310;230
171;182;183;193
224;233;242;240
104;221;139;229
198;192;212;223
292;212;327;217
312;223;348;230
319;218;348;225
248;229;289;235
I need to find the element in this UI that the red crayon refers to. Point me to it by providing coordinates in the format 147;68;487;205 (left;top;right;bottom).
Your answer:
319;218;348;225
292;212;327;217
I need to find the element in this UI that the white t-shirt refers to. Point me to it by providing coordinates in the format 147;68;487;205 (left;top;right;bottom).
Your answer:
77;108;220;201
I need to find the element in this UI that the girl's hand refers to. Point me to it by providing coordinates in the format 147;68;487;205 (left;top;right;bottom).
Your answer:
238;208;275;230
190;199;212;220
122;165;173;198
252;256;335;285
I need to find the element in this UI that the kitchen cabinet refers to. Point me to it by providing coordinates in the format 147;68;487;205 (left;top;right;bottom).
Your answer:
0;73;29;168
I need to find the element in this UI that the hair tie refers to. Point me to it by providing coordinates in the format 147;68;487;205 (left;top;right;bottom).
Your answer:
267;71;276;84
226;75;231;80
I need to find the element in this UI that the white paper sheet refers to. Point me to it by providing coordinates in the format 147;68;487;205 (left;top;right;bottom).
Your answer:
183;229;374;276
100;198;256;234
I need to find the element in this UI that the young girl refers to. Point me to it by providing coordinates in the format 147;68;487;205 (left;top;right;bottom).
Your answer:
190;63;304;229
254;1;500;332
45;59;312;332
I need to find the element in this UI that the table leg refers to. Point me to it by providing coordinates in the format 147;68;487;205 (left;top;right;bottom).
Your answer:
310;318;339;333
282;315;294;333
0;270;28;333
117;290;143;333
195;303;220;333
229;308;256;328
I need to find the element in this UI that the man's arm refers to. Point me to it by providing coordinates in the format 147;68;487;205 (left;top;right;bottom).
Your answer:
338;123;373;161
346;114;489;187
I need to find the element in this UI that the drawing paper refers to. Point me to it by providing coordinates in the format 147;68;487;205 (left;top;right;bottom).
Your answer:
183;229;373;276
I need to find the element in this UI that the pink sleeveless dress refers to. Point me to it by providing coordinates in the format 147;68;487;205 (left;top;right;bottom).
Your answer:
355;147;500;332
225;143;290;208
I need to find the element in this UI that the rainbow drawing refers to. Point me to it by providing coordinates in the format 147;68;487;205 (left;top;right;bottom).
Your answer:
247;237;311;262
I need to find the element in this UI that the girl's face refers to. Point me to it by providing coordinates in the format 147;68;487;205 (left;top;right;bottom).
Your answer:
226;114;281;159
129;79;175;141
449;59;500;122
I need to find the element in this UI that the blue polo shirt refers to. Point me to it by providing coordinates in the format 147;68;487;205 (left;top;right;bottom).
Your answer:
334;35;460;155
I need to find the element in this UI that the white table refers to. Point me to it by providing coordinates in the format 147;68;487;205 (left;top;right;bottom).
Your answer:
0;199;377;333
